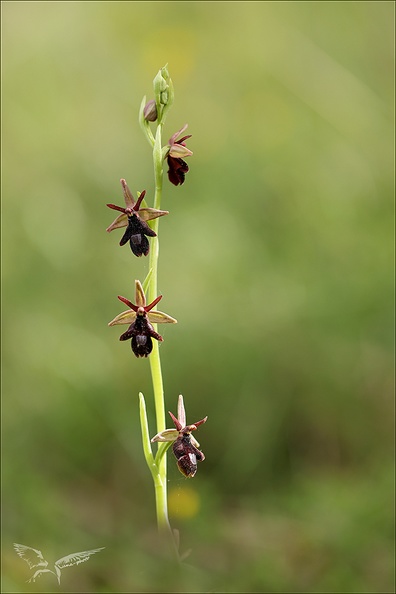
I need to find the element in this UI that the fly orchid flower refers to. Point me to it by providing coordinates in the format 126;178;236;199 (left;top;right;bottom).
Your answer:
166;125;193;186
106;179;168;257
108;280;177;357
151;395;207;477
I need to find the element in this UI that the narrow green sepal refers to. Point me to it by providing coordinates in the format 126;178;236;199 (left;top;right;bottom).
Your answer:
147;311;177;324
138;208;169;222
169;143;193;158
135;279;146;307
108;309;137;326
151;428;179;443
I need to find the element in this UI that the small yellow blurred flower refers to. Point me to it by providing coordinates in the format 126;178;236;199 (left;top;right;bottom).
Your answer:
168;486;201;520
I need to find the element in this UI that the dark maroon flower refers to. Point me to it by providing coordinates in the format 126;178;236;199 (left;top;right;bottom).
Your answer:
151;395;207;477
108;280;177;358
167;125;193;186
106;179;168;257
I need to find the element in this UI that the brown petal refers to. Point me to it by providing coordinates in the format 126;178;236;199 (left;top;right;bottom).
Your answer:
144;295;163;313
169;411;182;431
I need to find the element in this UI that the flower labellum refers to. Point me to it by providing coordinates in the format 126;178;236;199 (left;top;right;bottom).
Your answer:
108;280;177;357
106;179;168;257
119;311;163;358
172;427;206;478
120;214;155;258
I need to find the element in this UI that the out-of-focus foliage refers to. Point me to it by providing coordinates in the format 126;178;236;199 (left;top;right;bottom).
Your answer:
2;2;394;592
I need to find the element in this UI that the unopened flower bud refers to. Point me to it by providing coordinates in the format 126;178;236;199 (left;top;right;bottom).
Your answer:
154;69;168;97
143;99;157;122
153;65;174;123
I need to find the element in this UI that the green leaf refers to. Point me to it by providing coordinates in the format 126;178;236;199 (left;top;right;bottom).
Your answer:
139;392;156;472
142;269;153;295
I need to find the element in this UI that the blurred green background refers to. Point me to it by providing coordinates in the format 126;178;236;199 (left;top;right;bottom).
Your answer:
2;2;394;592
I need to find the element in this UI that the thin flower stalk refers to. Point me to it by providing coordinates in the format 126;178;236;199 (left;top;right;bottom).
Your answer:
108;66;206;558
139;67;178;541
147;119;171;535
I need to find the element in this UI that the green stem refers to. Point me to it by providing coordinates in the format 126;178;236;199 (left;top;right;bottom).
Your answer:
147;123;173;538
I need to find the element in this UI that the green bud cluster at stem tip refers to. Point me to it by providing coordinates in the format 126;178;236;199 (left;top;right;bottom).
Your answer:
153;65;174;124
